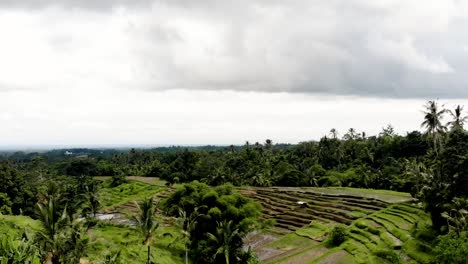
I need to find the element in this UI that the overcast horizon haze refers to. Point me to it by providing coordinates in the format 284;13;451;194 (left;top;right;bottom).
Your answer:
1;0;468;148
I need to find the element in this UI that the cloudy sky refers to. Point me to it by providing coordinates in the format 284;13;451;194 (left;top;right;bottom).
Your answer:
1;0;468;148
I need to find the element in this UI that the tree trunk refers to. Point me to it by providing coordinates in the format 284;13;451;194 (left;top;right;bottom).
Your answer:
51;254;60;264
225;251;229;264
185;247;188;264
147;245;151;264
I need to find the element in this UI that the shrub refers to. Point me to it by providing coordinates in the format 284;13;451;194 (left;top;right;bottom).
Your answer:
262;218;276;229
412;224;438;243
327;225;348;247
110;174;127;187
367;226;381;235
0;193;12;214
433;233;468;264
318;175;342;187
373;248;402;263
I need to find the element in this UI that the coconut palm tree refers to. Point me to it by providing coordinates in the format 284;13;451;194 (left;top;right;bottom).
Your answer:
35;182;89;264
35;184;69;264
206;220;240;264
421;100;448;155
403;159;430;197
177;207;205;264
447;105;468;130
343;128;358;140
134;197;159;264
329;128;338;139
81;183;101;218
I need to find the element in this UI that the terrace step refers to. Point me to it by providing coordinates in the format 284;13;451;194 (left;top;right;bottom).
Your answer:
254;194;297;208
275;222;299;231
275;214;312;225
383;210;416;224
300;208;353;225
260;192;371;217
282;190;388;208
341;201;383;211
267;192;377;215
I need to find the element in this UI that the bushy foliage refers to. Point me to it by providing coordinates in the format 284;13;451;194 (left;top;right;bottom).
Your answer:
327;225;348;247
373;248;402;263
433;233;468;264
0;192;13;214
163;181;261;264
0;163;37;215
110;174;127;187
0;233;41;264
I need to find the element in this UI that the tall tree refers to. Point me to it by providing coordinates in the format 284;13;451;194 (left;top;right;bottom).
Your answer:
35;183;68;264
329;128;338;139
177;207;204;264
35;182;88;264
448;105;467;130
421;100;447;155
134;197;159;264
206;220;240;264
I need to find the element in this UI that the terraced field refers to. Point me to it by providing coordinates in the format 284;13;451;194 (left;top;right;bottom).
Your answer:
240;187;433;264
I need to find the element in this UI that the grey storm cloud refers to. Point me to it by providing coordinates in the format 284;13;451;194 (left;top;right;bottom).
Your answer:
1;0;468;98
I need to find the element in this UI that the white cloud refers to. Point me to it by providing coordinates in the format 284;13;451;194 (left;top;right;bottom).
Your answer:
0;0;467;97
1;88;458;147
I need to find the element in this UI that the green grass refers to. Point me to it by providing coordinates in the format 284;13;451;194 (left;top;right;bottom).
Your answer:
374;213;412;231
264;232;317;251
402;239;432;264
295;221;330;240
311;248;356;264
0;214;41;237
99;180;166;209
88;223;184;264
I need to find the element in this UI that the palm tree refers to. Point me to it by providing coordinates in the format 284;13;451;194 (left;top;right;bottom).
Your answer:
206;220;240;264
329;128;338;139
421;100;448;155
250;172;271;187
447;105;468;130
35;184;69;264
134;198;159;264
81;183;101;218
177;207;205;264
403;159;430;197
379;124;395;137
343;128;358;140
35;182;89;264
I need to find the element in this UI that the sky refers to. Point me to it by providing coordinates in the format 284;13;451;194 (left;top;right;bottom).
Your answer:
1;0;468;148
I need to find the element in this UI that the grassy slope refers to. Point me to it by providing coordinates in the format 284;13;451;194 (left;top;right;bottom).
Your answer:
87;223;184;264
1;179;182;264
98;179;166;209
0;214;41;237
90;179;184;263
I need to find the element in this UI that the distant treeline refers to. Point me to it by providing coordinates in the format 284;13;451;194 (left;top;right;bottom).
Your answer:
0;127;428;193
